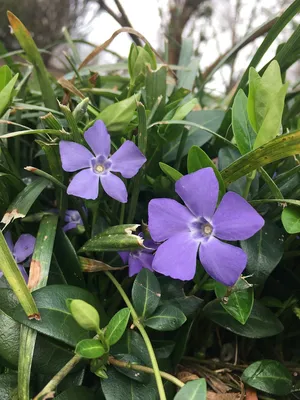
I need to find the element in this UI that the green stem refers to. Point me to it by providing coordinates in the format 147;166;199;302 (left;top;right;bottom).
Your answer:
108;356;184;388
105;271;167;400
33;354;82;400
243;171;255;199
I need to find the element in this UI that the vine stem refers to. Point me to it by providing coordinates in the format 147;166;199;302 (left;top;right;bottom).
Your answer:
108;356;184;388
105;271;167;400
33;354;82;400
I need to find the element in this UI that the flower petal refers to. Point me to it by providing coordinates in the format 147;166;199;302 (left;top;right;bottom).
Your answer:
18;264;29;283
152;231;199;280
128;255;143;277
175;167;219;219
4;231;14;253
67;169;99;200
212;191;265;241
14;234;36;263
110;141;146;178
138;252;154;270
59;141;93;172
63;222;78;232
84;120;111;157
100;172;128;203
148;199;194;242
199;237;247;286
119;252;129;264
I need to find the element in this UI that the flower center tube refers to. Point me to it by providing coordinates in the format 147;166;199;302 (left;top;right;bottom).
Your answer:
189;218;213;241
91;155;112;175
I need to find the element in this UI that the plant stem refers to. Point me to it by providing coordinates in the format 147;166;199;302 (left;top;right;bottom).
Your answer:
33;354;82;400
105;271;167;400
108;356;184;388
243;171;255;199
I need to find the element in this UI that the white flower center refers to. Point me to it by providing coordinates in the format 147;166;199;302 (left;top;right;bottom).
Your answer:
95;164;105;173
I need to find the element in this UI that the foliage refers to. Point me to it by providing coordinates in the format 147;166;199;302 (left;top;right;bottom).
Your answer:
0;4;299;400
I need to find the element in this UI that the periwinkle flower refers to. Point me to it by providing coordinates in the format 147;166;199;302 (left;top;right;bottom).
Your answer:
3;232;36;282
148;168;264;286
119;235;158;277
59;120;146;202
63;209;83;232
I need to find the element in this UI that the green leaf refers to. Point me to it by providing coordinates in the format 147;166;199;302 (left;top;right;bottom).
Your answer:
242;360;292;396
281;206;300;234
79;224;144;253
0;309;20;367
187;146;225;196
232;89;256;154
105;308;130;346
241;221;284;284
215;278;254;325
174;378;206;400
75;339;106;359
68;299;100;332
0;65;12;91
159;162;183;182
144;305;186;331
7;12;58;110
13;285;100;346
145;66;167;114
0;73;18;118
0;230;39;320
113;353;149;383
1;177;49;225
0;374;18;400
152;340;175;359
221;130;300;185
204;300;283;338
97;94;140;133
132;269;161;319
54;387;97;400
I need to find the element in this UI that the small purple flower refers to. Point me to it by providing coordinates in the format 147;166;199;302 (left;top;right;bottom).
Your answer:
3;232;36;283
119;235;158;277
148;168;264;286
63;209;83;232
59;120;146;202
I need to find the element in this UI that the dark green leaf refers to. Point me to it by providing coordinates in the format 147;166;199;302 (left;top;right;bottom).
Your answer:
76;339;106;359
242;360;292;395
105;308;130;346
215;278;254;325
241;221;284;284
55;387;97;400
174;378;206;400
113;353;150;383
281;206;300;234
13;285;99;346
0;309;20;367
144;305;186;331
0;373;18;400
145;66;167;115
159;162;183;182
218;147;246;195
204;300;283;338
132;269;161;319
232;89;256;154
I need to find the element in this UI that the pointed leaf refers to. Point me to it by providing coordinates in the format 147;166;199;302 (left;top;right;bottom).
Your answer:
144;305;186;331
281;206;300;234
174;378;206;400
132;269;161;319
75;339;106;359
105;308;130;346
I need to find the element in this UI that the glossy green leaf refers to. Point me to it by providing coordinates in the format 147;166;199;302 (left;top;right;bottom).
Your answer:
174;378;206;400
112;329;150;365
144;305;187;331
97;94;140;133
0;308;20;367
242;360;292;395
13;285;99;346
1;177;49;225
187;146;225;196
281;206;300;234
79;224;144;253
68;299;100;332
75;339;106;359
0;73;18;118
0;374;18;400
215;278;254;325
7;12;58;110
204;300;283;338
232;89;256;154
159;162;183;182
104;308;130;346
55;387;97;400
221;130;300;185
113;353;149;383
241;221;284;284
132;269;161;319
0;230;39;319
152;340;175;359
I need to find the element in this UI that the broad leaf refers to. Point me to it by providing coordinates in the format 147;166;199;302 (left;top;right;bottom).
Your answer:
144;305;186;331
281;206;300;234
76;339;106;359
113;353;149;383
242;360;292;395
0;374;18;400
132;269;161;319
174;378;206;400
104;308;130;346
55;387;97;400
204;300;283;338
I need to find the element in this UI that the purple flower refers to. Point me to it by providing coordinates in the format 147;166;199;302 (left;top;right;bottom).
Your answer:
148;168;264;286
63;209;83;232
119;235;158;277
59;120;146;202
3;232;36;283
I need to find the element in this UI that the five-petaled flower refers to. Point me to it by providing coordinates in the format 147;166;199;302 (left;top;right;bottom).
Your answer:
3;232;36;283
119;234;158;277
148;167;264;286
59;120;146;203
